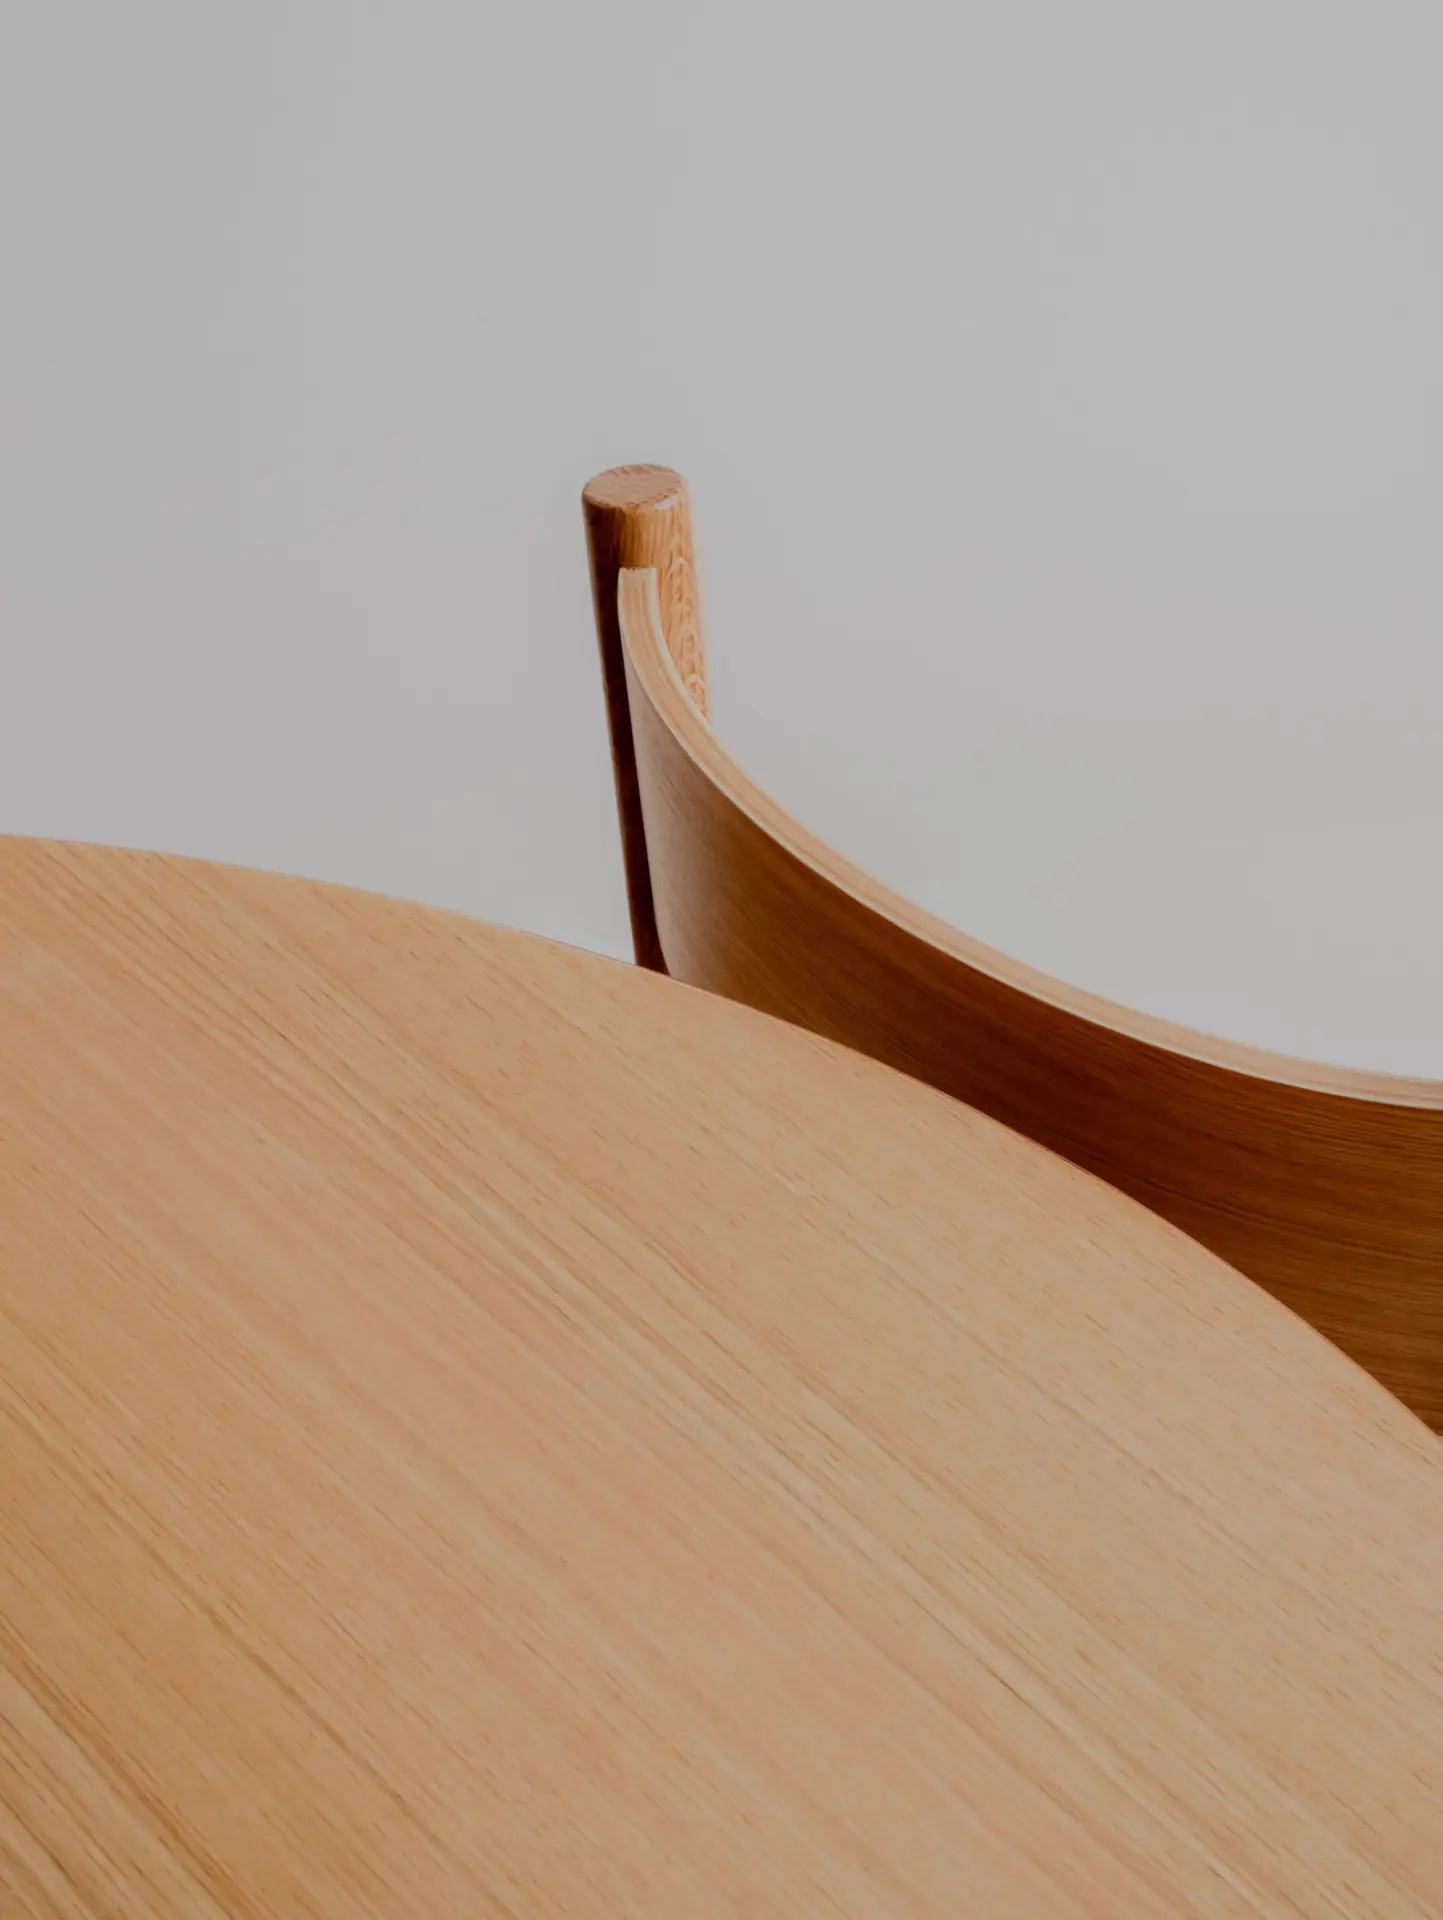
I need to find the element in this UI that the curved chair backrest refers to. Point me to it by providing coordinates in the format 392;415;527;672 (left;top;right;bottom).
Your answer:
583;465;1443;1429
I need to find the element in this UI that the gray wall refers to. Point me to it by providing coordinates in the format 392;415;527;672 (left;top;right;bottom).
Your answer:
3;1;1440;1073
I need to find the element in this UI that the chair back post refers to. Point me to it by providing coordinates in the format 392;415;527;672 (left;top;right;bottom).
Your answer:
582;465;708;970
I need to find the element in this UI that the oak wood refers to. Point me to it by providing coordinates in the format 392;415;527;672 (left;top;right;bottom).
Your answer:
590;470;1443;1428
3;836;1441;1915
583;465;708;970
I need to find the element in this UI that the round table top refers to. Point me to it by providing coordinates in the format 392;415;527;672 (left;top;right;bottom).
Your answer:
2;838;1440;1918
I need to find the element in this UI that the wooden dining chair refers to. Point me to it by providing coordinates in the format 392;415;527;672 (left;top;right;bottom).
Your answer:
583;464;1443;1430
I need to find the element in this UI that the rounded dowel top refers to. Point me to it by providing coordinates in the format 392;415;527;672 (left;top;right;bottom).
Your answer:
582;464;688;515
583;464;707;718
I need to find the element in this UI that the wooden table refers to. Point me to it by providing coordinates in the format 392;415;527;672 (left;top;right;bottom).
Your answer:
2;839;1440;1917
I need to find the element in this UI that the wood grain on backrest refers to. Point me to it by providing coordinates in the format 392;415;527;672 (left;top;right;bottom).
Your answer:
582;466;1443;1429
583;466;708;973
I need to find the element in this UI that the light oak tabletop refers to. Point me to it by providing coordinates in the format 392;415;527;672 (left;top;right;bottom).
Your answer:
1;838;1440;1918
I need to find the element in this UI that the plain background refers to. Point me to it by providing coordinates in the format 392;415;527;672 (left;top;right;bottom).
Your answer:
3;1;1440;1075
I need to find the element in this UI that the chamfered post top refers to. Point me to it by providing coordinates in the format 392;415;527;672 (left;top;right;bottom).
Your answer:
582;463;688;516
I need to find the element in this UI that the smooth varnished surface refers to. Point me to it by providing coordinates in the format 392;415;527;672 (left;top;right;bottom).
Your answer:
583;465;708;971
2;838;1441;1916
587;468;1443;1428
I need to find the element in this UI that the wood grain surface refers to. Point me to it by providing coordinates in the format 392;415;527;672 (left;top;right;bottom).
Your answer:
583;465;708;971
2;836;1441;1916
587;468;1443;1430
